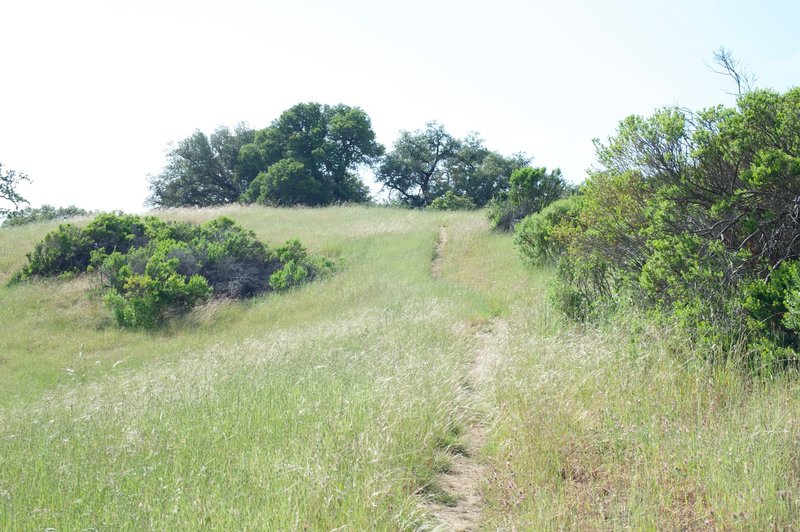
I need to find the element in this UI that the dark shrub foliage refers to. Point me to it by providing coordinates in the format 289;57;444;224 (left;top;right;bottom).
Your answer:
13;213;333;328
194;217;282;298
16;213;161;280
14;224;92;281
489;167;570;231
523;86;800;370
429;191;477;211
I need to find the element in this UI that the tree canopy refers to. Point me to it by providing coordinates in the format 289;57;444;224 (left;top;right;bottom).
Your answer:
240;103;384;205
147;104;384;208
145;104;535;209
147;124;256;208
0;162;30;217
375;122;528;207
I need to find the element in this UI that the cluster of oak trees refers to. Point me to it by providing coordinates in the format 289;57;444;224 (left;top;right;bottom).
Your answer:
1;103;562;216
146;102;539;209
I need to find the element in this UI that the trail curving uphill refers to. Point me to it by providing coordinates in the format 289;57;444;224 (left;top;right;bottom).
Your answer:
431;226;448;279
427;223;509;531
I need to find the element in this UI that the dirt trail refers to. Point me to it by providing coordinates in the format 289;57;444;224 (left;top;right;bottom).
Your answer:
428;224;509;531
429;320;507;531
431;226;448;279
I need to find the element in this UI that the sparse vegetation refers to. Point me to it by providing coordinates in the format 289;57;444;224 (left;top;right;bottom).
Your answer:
0;162;30;217
428;190;477;211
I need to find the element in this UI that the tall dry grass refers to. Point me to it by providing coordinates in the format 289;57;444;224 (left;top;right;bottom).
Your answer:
1;205;798;528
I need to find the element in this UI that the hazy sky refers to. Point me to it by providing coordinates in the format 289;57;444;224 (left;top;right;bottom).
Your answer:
2;0;798;212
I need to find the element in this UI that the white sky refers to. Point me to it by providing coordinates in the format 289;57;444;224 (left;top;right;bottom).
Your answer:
2;0;798;212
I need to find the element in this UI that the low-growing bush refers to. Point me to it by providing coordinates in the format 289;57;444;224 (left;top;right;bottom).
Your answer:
743;261;800;349
518;85;800;371
14;224;92;281
269;239;333;290
488;167;570;231
428;191;477;211
1;204;93;227
194;217;281;298
13;213;333;328
14;212;162;281
514;195;583;266
103;240;213;329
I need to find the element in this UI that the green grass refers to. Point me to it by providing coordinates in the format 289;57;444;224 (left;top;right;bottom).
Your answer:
0;206;487;528
1;205;799;529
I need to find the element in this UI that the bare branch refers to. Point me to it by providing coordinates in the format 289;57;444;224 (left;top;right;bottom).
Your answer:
710;47;757;96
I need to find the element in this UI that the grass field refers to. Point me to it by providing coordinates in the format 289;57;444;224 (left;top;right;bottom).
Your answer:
1;206;798;529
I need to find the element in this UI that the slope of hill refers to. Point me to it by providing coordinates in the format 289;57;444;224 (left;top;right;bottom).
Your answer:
1;206;798;529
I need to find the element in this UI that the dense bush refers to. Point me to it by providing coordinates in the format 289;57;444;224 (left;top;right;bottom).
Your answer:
517;86;800;370
428;191;477;211
488;167;570;231
16;213;164;280
240;159;329;206
2;204;93;227
101;240;213;329
13;213;333;328
514;195;583;266
16;224;92;280
743;261;800;349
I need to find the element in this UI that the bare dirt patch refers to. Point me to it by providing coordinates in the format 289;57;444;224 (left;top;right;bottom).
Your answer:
427;319;509;531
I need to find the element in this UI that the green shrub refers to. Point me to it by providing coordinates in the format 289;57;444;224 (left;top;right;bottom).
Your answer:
486;196;516;231
429;191;476;211
514;195;583;266
535;86;800;370
1;204;92;227
489;167;570;231
84;213;141;250
104;240;212;328
15;224;92;281
743;261;800;346
14;213;164;282
269;239;334;290
13;213;332;329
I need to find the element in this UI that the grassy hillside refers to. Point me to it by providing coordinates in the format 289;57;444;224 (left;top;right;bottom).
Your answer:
1;206;798;529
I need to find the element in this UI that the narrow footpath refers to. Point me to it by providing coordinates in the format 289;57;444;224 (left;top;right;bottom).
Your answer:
427;226;508;531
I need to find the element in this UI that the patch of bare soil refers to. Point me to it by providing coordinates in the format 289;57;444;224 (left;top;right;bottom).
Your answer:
427;320;509;531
